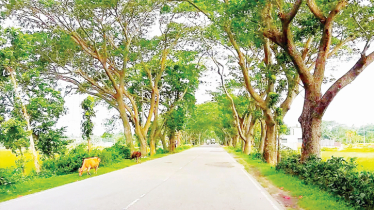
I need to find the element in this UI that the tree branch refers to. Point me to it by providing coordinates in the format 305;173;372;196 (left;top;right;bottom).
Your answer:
306;0;326;23
313;0;347;84
315;49;374;117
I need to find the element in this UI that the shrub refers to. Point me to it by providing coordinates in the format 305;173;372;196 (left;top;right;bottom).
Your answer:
235;147;242;153
42;144;90;175
0;167;24;186
112;142;131;159
42;143;131;175
156;148;166;154
277;155;374;209
250;151;263;160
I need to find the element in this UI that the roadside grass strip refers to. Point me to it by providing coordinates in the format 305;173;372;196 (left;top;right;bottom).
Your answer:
225;148;355;210
0;147;191;203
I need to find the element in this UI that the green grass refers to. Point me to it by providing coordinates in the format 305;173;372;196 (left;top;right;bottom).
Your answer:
0;147;191;203
322;147;374;171
225;147;355;210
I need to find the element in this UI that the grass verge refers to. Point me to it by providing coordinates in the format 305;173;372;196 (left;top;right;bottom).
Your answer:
0;147;191;203
322;148;374;171
225;147;355;210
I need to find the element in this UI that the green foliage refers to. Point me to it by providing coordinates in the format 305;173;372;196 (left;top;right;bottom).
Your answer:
0;27;67;157
166;106;186;134
81;96;96;140
323;121;374;144
36;128;69;157
42;144;92;175
42;142;131;175
175;144;192;152
267;92;280;108
185;102;226;142
0;167;24;186
277;155;374;209
0;118;29;153
156;148;166;154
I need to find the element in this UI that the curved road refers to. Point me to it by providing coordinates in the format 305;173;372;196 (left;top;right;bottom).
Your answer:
0;145;283;210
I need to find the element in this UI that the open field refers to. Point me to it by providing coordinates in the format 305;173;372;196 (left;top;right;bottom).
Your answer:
321;147;374;171
0;150;37;174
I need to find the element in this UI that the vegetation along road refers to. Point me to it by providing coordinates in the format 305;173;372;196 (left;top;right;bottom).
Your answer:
0;145;283;210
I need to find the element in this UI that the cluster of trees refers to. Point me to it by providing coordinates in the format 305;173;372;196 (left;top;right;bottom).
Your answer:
0;0;203;173
1;0;374;172
322;121;374;144
182;0;374;164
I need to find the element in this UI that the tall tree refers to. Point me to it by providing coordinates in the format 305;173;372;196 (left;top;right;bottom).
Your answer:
0;28;65;172
149;57;202;155
81;96;96;153
262;0;374;161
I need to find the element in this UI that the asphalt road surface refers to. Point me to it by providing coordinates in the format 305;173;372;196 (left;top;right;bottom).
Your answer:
0;145;283;210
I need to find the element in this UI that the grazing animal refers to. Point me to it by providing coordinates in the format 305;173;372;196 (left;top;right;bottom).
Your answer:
131;151;141;163
79;157;101;177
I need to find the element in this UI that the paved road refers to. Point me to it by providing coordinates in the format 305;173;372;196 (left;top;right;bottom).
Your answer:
0;145;283;210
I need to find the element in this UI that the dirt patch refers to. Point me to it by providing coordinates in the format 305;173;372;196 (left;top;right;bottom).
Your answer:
233;155;303;210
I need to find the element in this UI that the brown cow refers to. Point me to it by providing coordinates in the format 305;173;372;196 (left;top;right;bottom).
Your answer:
79;157;101;176
131;151;141;163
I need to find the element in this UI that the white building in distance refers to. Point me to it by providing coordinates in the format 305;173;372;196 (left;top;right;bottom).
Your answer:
281;125;302;150
281;124;341;150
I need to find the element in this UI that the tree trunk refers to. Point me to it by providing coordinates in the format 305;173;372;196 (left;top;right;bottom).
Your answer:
259;120;266;154
8;68;40;173
139;138;147;157
88;138;91;153
243;119;256;155
150;137;156;156
26;118;40;173
149;121;157;156
232;135;237;148
149;94;161;156
117;101;134;152
299;99;322;162
161;132;168;152
169;133;175;153
243;139;251;155
134;125;148;157
263;111;277;165
228;137;233;147
277;129;281;164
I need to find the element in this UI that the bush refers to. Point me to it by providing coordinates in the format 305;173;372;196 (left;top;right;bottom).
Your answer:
0;167;24;186
42;144;91;175
276;155;374;209
156;148;166;154
42;143;131;175
250;151;263;160
112;142;131;159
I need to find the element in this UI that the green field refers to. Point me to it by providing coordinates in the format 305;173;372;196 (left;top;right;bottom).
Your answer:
321;147;374;171
0;150;38;174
